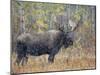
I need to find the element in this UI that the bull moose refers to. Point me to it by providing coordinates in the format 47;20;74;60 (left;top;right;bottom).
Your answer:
15;19;80;65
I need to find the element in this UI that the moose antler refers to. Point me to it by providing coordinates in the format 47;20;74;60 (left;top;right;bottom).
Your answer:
69;15;83;32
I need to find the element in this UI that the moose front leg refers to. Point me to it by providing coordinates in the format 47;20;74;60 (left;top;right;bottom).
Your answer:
48;47;59;63
48;54;55;63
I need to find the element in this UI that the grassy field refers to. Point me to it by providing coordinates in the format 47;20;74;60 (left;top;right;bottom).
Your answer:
11;45;96;74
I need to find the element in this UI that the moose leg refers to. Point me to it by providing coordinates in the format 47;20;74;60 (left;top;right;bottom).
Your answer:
21;55;28;65
48;54;55;63
48;47;59;63
15;54;23;66
25;56;28;64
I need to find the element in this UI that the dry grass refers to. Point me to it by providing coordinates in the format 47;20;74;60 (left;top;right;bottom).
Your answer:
11;46;96;74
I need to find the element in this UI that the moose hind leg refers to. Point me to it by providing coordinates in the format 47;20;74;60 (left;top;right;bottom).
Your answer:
21;56;28;66
15;54;23;66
